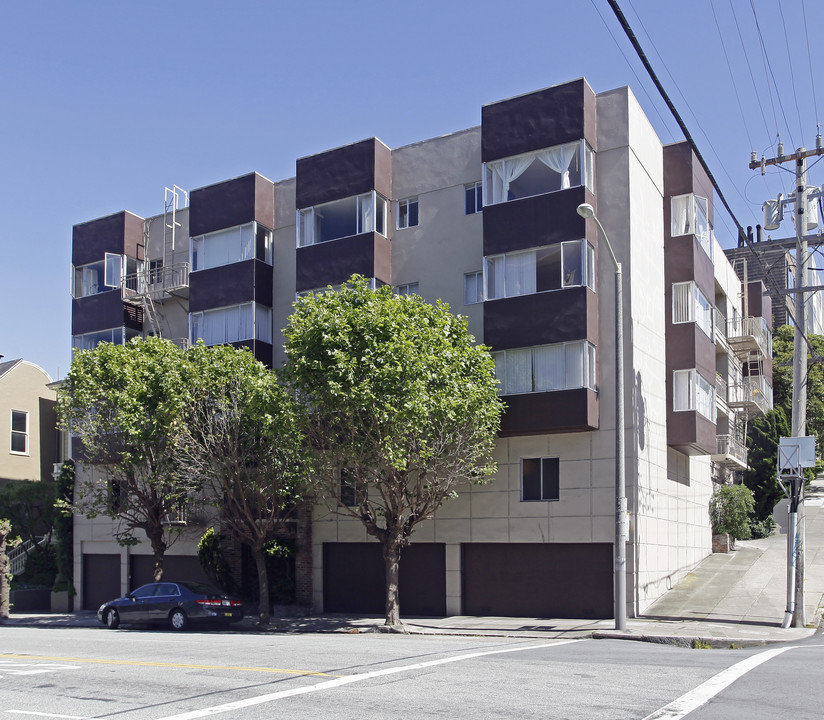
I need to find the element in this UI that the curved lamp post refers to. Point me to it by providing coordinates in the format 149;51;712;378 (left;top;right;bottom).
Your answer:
576;202;627;632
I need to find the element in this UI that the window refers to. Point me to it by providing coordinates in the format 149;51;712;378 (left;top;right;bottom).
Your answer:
671;194;712;259
483;140;594;205
673;369;716;420
297;192;388;247
10;410;28;455
521;457;560;502
465;182;483;214
396;197;419;229
72;256;124;299
340;469;367;507
485;240;594;300
464;271;483;305
190;302;273;346
191;222;272;272
296;278;385;300
72;327;140;352
395;282;419;296
672;281;713;337
491;341;596;395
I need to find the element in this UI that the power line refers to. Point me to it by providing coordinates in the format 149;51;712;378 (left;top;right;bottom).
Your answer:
802;0;821;130
778;2;804;141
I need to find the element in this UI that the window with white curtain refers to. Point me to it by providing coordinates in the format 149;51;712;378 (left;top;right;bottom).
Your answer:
672;281;714;337
671;194;712;260
491;341;596;395
673;368;716;420
297;192;388;247
483;140;594;205
192;222;271;272
484;240;594;300
71;327;139;351
72;259;116;298
190;302;272;346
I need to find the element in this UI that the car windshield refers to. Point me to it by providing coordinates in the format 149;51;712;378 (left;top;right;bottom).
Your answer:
180;582;224;596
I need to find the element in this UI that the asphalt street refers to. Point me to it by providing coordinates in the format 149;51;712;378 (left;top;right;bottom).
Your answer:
1;626;823;719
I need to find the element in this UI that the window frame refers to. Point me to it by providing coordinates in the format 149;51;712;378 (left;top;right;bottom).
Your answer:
10;410;29;455
191;222;271;273
521;457;560;502
464;270;484;305
673;368;716;420
189;302;273;347
491;341;597;395
297;191;388;247
672;281;714;338
394;282;419;296
670;193;712;260
396;197;419;229
465;181;483;214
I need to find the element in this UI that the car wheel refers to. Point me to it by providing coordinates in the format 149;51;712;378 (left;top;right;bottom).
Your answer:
105;608;120;629
169;608;188;631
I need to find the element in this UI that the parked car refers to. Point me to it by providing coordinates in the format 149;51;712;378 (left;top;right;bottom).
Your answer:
97;581;244;631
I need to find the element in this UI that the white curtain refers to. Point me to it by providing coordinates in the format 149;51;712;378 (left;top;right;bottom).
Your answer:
671;195;690;236
489;156;534;203
239;224;254;261
537;142;578;190
533;345;564;391
506;349;533;394
359;194;373;233
673;369;694;411
485;256;506;300
505;251;536;297
564;342;584;389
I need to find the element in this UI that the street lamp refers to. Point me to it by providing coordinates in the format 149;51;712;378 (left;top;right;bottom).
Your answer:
576;202;627;632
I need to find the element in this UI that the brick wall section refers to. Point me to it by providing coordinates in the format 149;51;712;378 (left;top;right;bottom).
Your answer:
294;505;314;609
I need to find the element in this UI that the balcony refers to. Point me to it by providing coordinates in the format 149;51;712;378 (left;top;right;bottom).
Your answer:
728;375;772;417
727;315;771;358
714;309;729;349
712;434;748;470
123;262;190;304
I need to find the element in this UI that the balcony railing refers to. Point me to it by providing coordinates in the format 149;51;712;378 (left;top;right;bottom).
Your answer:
714;309;728;346
727;315;771;358
728;375;772;416
712;434;748;469
715;374;728;405
123;262;189;302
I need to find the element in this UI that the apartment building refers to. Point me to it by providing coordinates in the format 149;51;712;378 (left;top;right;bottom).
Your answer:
69;77;772;618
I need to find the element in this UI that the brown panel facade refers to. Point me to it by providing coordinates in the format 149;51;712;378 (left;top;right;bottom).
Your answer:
668;411;717;456
323;542;446;616
664;142;714;228
499;388;598;436
72;293;137;335
462;543;613;618
296;138;391;209
189;260;257;312
295;232;390;292
72;211;144;266
748;280;772;329
484;287;592;351
189;173;271;237
482;186;589;256
481;78;596;163
82;553;121;610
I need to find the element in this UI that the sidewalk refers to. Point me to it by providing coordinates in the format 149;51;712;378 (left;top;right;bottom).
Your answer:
5;482;824;647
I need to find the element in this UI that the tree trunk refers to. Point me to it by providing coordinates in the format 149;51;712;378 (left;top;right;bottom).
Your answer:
146;528;166;582
253;546;271;625
383;541;401;626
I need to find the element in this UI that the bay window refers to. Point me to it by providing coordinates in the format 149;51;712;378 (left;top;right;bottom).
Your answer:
297;191;388;247
491;341;596;395
672;281;714;337
191;222;272;272
673;369;716;420
671;194;712;259
72;254;132;299
190;302;273;346
72;327;140;352
483;140;594;205
485;240;594;300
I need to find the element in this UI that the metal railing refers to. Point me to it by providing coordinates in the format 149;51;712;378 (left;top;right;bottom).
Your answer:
8;535;52;577
122;262;189;300
727;315;771;357
715;434;748;466
728;375;773;415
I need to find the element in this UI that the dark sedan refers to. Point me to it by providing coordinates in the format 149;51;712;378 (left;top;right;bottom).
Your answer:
97;581;244;631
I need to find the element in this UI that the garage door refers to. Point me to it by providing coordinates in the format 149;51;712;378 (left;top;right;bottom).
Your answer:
462;543;613;618
82;554;121;611
129;554;212;591
323;542;445;616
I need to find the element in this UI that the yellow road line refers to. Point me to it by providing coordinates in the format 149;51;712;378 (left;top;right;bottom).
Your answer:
0;654;340;677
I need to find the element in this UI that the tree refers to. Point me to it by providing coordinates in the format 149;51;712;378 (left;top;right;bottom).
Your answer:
744;407;791;521
57;337;197;581
0;518;20;621
179;344;308;624
710;484;755;540
0;479;57;547
282;276;502;626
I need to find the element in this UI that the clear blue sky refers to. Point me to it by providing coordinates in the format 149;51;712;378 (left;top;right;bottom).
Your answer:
2;0;822;380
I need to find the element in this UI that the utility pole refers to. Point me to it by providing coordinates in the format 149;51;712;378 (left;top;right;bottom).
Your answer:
751;141;824;628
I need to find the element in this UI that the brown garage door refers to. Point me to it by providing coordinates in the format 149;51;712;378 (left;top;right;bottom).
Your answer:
462;543;613;618
82;554;121;611
323;542;446;616
129;554;212;591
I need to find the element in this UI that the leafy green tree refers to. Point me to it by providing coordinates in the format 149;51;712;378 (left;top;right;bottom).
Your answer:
57;337;197;581
0;479;57;548
0;518;20;620
710;484;755;539
282;276;502;626
179;344;308;624
744;407;791;521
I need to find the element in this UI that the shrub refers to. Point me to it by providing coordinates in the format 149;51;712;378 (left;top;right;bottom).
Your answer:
749;515;776;539
710;484;755;539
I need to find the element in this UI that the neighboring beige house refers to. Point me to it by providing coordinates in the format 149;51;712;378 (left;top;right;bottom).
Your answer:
0;358;59;488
